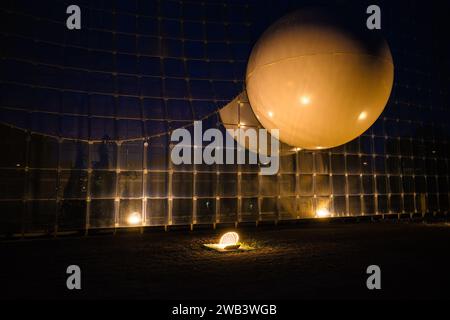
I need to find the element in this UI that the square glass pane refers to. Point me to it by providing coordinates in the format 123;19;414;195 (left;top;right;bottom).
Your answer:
332;175;346;195
90;171;116;198
195;172;217;197
196;198;215;224
172;199;193;225
219;198;237;223
172;172;193;197
146;199;168;226
118;171;143;198
241;174;258;196
299;175;313;195
315;175;330;196
58;200;86;230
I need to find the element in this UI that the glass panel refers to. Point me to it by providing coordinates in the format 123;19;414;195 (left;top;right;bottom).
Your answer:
348;176;361;195
172;172;193;197
58;171;88;199
0;127;26;168
387;157;401;174
333;196;346;216
377;195;389;213
60;141;88;169
240;196;258;220
196;198;215;224
389;176;402;194
0;201;23;235
390;195;403;213
279;197;296;219
146;172;168;197
331;154;345;174
346;155;361;174
219;198;237;223
195;172;216;197
374;156;386;174
118;171;143;198
315;153;330;174
361;156;373;174
172;199;193;225
119;199;142;226
146;199;168;226
58;200;86;230
298;197;314;218
0;169;24;199
147;145;168;170
218;173;237;197
362;176;374;194
91;142;117;169
29;135;58;168
363;196;375;214
348;196;361;215
299;175;313;195
89;199;115;228
28;170;57;199
241;174;258;196
315;175;330;196
280;154;296;172
90;171;116;198
120;142;143;170
404;195;415;213
332;175;346;195
261;197;277;220
298;152;313;173
260;175;278;196
376;176;388;194
280;174;296;196
24;200;55;233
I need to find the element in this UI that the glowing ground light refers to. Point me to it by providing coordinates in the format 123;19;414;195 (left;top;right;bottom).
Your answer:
219;232;239;246
203;231;255;252
316;208;331;218
127;212;142;225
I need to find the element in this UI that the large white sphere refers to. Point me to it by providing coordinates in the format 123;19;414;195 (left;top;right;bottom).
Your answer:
246;9;394;150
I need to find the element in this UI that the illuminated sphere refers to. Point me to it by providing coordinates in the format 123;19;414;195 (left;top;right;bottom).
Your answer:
246;8;394;149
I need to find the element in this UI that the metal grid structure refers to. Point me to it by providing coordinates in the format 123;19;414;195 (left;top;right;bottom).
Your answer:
0;0;449;236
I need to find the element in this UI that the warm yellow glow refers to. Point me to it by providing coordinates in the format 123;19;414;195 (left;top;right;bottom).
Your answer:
358;111;368;120
300;96;310;105
127;212;142;225
219;232;239;246
246;9;394;149
316;208;331;218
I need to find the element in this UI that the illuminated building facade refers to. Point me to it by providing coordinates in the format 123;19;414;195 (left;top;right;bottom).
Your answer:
0;0;448;236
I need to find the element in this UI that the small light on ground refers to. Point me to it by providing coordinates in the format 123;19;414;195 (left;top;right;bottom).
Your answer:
127;212;142;225
316;208;331;218
219;231;239;246
203;231;255;252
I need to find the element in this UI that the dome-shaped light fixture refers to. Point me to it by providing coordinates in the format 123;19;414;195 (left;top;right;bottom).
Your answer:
203;231;242;252
219;232;240;247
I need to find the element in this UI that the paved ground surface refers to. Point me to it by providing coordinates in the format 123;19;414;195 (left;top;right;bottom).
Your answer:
1;221;450;300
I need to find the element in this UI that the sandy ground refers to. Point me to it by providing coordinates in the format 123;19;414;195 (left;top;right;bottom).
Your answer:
1;221;450;300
